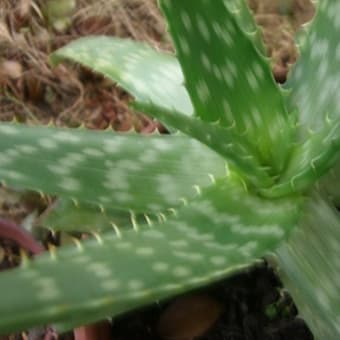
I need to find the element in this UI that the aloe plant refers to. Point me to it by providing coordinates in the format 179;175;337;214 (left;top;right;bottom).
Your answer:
0;0;339;338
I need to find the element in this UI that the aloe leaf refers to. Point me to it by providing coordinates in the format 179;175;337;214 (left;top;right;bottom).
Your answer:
134;101;273;188
286;0;340;140
0;177;301;334
50;36;193;116
274;0;340;196
262;119;340;197
0;123;226;213
276;194;340;339
41;199;147;233
159;0;292;174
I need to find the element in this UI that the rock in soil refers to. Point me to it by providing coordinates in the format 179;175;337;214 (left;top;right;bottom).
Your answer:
158;294;222;340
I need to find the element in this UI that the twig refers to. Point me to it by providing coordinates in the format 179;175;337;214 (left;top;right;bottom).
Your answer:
0;217;44;254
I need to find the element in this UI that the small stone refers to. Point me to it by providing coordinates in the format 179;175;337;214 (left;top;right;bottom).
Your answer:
74;321;112;340
158;294;222;340
0;60;23;79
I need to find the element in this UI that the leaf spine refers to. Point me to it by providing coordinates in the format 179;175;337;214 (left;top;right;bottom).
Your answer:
48;244;57;260
130;210;139;232
167;208;177;216
157;213;167;223
144;214;153;227
110;222;122;238
98;204;105;213
92;232;104;245
71;198;79;207
71;237;83;251
208;173;216;184
193;185;202;195
179;197;188;206
19;249;30;268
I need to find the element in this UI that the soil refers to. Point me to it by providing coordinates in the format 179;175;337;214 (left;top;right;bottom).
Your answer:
111;262;313;340
0;0;316;339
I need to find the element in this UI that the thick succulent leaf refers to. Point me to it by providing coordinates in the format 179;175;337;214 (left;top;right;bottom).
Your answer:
41;199;147;233
286;0;340;140
0;177;301;334
276;194;340;339
0;123;226;213
159;0;292;174
262;119;340;197
134;101;273;188
50;36;193;116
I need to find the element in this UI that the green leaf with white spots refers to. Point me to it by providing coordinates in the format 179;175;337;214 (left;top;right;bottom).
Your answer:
263;1;340;198
286;0;340;140
276;195;340;339
134;101;273;188
0;177;302;334
0;123;226;213
50;36;193;116
262;119;340;197
159;0;293;174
